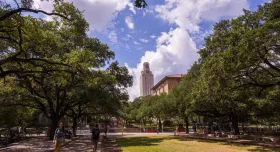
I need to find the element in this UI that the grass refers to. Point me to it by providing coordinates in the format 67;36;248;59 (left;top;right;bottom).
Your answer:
115;136;280;152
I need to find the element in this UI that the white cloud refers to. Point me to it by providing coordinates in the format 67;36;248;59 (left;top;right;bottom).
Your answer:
121;28;124;32
139;38;149;43
124;44;131;51
33;0;53;12
108;31;118;44
123;37;129;41
125;16;134;29
123;34;132;41
127;0;249;100
155;0;249;32
134;41;140;45
128;2;136;15
33;0;135;31
143;7;154;16
150;35;157;39
137;47;144;51
126;28;199;100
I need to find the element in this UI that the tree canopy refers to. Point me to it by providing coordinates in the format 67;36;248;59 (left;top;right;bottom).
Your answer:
0;0;133;139
119;0;280;135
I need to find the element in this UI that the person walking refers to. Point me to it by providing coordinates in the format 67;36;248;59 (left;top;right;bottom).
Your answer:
91;124;100;152
18;126;22;134
53;122;65;152
104;125;108;137
203;127;208;138
157;125;160;134
23;126;27;137
174;126;179;136
193;125;197;133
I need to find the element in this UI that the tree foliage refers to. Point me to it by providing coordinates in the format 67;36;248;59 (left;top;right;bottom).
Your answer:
0;0;133;140
120;0;280;135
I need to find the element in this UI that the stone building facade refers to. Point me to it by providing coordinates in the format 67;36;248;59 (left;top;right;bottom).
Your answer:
140;62;154;96
151;74;183;95
151;74;204;124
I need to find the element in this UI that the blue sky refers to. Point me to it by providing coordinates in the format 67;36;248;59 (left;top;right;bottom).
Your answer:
88;0;266;67
88;2;170;67
28;0;268;100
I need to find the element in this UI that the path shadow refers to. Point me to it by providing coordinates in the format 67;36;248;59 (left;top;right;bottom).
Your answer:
1;137;53;152
102;137;122;152
61;136;93;152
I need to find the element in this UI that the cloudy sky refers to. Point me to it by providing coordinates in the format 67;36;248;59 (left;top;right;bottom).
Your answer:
30;0;268;100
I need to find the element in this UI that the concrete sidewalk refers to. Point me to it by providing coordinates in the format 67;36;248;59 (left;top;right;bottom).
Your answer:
61;135;102;152
101;136;122;152
0;137;56;151
0;135;100;152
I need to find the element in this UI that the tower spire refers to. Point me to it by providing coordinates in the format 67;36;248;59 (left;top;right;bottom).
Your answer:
140;62;154;96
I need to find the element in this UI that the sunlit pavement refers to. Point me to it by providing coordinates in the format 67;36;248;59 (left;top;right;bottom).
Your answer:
106;132;175;137
76;130;176;137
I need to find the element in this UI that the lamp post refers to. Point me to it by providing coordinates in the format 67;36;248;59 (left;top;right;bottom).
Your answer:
121;120;124;136
162;122;164;133
80;120;82;135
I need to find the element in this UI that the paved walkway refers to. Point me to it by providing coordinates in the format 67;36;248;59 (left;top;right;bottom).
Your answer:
0;135;101;152
1;132;279;152
107;132;174;137
101;137;122;152
61;135;100;152
0;137;54;152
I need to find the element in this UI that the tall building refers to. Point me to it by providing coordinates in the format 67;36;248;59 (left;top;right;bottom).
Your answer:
140;62;154;96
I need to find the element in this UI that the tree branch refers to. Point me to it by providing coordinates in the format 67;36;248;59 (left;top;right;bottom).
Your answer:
0;8;69;21
264;58;280;73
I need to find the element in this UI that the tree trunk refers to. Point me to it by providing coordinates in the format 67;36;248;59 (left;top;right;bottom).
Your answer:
158;118;162;130
231;115;240;135
49;117;59;140
184;116;189;134
72;118;77;137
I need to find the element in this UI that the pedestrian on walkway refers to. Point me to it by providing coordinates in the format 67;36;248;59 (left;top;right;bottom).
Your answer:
157;125;160;134
23;126;27;137
203;127;208;137
104;125;108;137
53;122;65;152
193;125;197;133
91;124;100;152
174;126;179;136
18;126;22;134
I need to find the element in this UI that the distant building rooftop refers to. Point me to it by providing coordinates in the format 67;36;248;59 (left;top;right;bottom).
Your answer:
151;74;183;90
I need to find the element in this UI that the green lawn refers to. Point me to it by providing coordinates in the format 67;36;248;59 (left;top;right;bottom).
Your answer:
115;136;280;152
